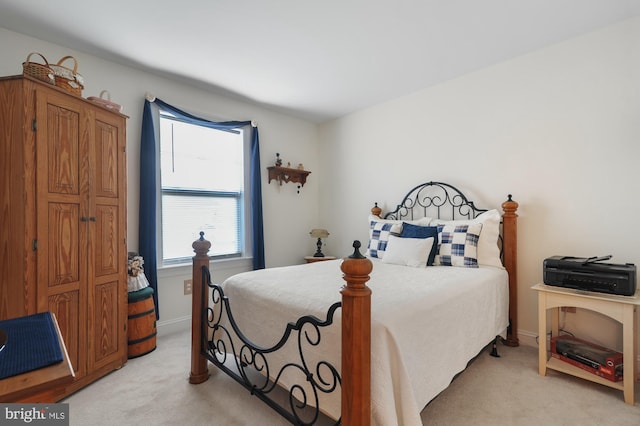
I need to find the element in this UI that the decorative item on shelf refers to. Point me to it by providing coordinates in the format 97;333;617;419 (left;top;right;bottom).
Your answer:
297;163;304;170
275;152;283;166
127;252;150;292
87;90;123;112
22;52;55;85
309;228;330;257
50;55;84;96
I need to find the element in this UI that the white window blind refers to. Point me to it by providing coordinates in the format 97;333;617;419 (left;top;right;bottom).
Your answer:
159;114;244;264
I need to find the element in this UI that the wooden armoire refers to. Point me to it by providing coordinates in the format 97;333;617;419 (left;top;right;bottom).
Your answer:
0;75;128;400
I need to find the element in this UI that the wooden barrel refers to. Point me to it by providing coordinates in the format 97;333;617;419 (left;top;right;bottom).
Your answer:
127;287;157;358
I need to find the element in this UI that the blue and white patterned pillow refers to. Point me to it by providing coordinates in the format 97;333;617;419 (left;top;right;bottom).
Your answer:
367;215;432;259
436;223;483;267
368;221;395;258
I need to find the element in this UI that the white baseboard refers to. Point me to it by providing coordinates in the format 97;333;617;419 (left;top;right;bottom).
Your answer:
156;315;190;337
515;329;539;348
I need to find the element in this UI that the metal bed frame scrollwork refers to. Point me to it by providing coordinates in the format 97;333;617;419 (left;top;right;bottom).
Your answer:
199;258;342;425
381;181;488;221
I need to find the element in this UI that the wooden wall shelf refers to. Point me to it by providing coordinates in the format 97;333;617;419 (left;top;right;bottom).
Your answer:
267;166;311;187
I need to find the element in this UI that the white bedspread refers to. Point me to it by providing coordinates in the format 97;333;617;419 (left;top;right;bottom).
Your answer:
218;258;508;426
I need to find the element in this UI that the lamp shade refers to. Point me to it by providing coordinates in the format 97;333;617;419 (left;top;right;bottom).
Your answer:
309;229;329;238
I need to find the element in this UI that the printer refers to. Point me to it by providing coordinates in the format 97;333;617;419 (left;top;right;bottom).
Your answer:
543;255;637;296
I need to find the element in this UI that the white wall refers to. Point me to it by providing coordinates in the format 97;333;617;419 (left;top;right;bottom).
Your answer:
2;16;638;354
319;17;640;356
0;27;321;333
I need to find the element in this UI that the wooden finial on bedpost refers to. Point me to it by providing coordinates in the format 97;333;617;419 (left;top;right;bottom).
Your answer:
190;232;211;384
502;195;520;347
371;202;382;218
340;240;373;426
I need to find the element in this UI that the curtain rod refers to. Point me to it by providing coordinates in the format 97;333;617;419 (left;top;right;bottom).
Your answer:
145;92;257;127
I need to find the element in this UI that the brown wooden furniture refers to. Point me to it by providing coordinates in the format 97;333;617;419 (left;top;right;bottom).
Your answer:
189;182;519;424
0;75;128;400
339;247;372;425
127;287;157;358
304;255;337;263
267;165;311;187
0;314;75;402
502;196;520;347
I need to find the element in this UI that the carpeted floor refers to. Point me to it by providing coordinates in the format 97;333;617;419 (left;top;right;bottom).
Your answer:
64;330;639;425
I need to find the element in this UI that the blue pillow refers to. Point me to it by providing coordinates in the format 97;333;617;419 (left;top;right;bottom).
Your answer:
400;222;439;265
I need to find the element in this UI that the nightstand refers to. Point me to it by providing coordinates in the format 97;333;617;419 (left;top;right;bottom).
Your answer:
304;256;337;263
532;283;639;405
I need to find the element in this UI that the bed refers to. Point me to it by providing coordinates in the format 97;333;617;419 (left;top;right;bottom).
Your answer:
189;181;519;425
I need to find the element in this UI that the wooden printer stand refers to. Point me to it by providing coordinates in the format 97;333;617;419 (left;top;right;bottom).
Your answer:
532;283;639;405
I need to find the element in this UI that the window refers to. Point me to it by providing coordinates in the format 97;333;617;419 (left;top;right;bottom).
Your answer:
158;113;248;265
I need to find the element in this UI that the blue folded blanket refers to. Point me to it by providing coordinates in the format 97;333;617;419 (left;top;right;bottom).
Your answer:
0;312;64;380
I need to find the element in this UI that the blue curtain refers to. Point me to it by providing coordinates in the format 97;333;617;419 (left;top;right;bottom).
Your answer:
138;98;266;318
139;101;159;317
250;127;265;269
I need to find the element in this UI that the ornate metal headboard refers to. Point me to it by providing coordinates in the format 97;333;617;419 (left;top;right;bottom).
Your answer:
382;181;488;221
373;180;520;347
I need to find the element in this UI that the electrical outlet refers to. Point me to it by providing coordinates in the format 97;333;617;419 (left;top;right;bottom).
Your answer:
184;279;192;295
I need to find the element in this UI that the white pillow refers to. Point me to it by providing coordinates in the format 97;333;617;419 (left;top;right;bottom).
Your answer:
367;215;431;258
431;209;502;268
381;235;434;268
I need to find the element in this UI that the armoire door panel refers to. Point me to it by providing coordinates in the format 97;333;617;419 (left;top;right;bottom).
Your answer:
46;103;80;195
48;203;81;287
94;205;119;277
93;280;119;366
94;119;119;199
49;290;81;374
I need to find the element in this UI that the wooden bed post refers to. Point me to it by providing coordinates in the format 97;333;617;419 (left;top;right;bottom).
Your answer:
340;241;373;426
189;232;211;384
502;195;519;347
371;202;382;218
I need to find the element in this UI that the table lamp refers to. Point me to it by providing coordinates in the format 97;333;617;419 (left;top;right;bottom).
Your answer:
309;229;330;257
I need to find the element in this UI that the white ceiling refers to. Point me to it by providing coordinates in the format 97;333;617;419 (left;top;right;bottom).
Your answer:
1;1;639;122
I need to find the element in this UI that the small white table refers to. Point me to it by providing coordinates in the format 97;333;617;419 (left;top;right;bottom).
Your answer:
532;283;639;405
